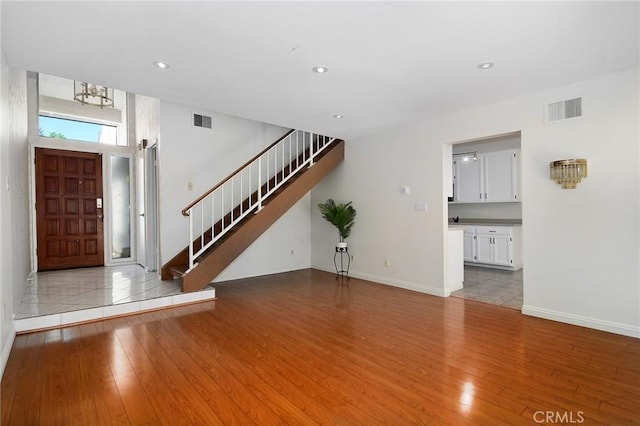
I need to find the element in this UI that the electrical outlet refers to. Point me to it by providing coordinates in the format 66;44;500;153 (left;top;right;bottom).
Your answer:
187;182;194;191
384;259;389;267
350;254;354;261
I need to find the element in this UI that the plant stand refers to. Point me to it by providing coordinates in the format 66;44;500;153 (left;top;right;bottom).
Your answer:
334;246;350;280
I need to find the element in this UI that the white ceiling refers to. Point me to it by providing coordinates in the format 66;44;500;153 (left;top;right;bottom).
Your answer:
2;1;639;139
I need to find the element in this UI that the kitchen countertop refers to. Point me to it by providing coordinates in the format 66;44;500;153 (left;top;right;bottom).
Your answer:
448;218;522;226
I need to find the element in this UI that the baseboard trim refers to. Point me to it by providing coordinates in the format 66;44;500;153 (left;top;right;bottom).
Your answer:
1;321;16;379
522;305;640;338
314;266;447;297
446;281;464;295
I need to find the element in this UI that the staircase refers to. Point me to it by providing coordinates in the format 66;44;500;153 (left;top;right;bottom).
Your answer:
161;130;344;292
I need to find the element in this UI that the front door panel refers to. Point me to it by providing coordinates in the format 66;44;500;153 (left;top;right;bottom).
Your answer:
36;148;104;270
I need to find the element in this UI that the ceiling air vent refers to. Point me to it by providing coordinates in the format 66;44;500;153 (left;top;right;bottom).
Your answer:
193;113;212;129
547;97;582;122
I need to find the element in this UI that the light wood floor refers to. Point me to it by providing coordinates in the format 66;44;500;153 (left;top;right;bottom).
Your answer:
2;269;638;425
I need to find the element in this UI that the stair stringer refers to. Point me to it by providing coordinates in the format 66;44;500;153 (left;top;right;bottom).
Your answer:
181;140;344;292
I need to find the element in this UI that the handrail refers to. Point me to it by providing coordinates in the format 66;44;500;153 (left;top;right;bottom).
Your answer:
181;129;296;216
183;129;337;271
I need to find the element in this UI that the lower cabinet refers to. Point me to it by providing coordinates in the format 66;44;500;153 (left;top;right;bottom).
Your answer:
462;226;476;262
462;225;522;270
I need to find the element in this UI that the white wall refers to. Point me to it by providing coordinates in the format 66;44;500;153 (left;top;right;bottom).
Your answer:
216;194;312;282
312;134;448;296
0;57;30;375
158;102;312;279
312;67;639;337
135;94;160;145
0;30;10;378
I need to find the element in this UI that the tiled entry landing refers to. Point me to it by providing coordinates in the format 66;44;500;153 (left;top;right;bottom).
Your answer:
451;266;523;309
15;264;215;332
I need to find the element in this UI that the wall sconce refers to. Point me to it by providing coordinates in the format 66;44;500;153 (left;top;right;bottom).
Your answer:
550;159;588;189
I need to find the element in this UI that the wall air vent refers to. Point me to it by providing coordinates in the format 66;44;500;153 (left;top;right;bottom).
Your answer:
547;97;582;122
193;113;212;129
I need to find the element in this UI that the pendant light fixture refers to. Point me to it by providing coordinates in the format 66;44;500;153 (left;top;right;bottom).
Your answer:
73;81;114;108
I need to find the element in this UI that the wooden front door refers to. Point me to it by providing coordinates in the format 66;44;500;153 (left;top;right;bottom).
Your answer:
36;148;104;271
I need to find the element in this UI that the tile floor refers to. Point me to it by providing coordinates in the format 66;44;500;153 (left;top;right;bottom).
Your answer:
14;264;216;332
16;264;184;319
451;265;523;309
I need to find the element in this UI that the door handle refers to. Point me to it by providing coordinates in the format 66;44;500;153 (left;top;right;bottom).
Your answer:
139;213;145;217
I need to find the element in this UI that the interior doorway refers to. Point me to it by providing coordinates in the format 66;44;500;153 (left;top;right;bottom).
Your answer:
35;147;104;270
445;132;524;309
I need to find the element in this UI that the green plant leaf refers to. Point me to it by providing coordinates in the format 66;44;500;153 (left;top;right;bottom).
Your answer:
318;198;356;242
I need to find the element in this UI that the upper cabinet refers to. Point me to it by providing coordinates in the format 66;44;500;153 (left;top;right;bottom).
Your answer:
452;149;520;203
453;153;483;202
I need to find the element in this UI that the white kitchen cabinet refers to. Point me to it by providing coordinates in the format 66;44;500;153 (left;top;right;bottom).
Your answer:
453;154;482;203
451;150;520;203
463;225;522;270
492;234;513;266
462;226;476;262
483;150;520;202
475;233;494;264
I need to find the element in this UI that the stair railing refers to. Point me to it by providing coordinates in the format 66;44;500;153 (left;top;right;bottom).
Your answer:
182;129;336;271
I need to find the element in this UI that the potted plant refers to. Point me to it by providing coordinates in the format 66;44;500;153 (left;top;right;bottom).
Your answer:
318;198;356;250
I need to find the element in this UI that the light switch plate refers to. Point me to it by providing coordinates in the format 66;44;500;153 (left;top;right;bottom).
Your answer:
414;202;428;212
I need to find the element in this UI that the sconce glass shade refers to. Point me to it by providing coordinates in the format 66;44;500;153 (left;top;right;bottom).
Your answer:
550;159;588;189
73;81;114;108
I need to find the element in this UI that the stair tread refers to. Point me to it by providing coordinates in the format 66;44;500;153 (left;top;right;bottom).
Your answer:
168;264;189;276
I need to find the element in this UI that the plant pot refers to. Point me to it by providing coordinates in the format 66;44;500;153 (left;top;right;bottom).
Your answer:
336;242;348;252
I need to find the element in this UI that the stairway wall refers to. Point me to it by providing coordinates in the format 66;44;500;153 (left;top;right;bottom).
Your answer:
158;101;312;278
214;194;311;282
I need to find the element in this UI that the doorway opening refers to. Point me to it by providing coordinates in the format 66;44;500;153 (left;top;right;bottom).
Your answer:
446;132;524;309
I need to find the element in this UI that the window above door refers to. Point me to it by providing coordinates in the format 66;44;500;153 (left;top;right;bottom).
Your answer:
38;73;128;147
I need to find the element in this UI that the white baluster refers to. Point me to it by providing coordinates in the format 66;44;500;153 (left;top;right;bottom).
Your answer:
188;208;194;269
211;191;216;243
256;158;263;212
309;132;315;167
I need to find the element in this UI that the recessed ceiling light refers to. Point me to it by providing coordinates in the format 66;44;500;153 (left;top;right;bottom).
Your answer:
153;61;170;69
333;114;343;119
477;62;494;70
312;66;328;73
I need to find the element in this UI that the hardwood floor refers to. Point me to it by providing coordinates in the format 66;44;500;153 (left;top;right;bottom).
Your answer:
2;269;638;425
